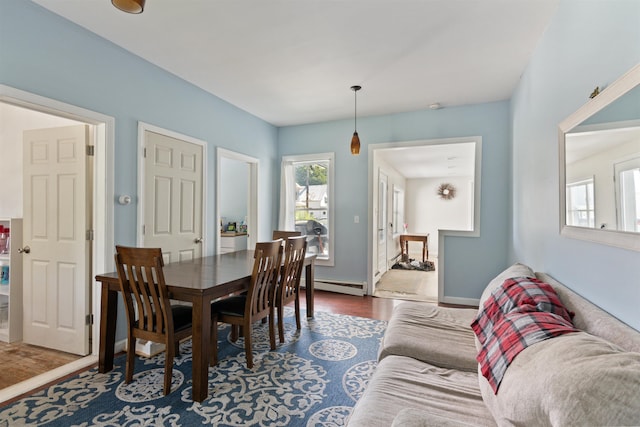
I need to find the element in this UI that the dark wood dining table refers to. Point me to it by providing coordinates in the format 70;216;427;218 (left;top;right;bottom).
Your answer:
95;249;316;403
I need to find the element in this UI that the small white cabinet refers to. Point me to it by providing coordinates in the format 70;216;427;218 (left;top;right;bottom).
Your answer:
0;218;23;343
220;232;248;254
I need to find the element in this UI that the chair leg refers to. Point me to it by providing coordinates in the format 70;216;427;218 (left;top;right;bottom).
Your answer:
125;336;135;384
231;325;239;342
278;304;285;343
244;322;253;369
210;316;218;366
294;296;301;330
164;340;175;395
268;314;276;351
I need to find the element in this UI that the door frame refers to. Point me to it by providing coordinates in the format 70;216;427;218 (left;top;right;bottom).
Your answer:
216;148;259;253
137;122;209;254
367;137;482;302
0;85;115;362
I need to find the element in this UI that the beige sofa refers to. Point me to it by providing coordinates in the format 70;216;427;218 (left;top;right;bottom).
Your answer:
348;264;640;426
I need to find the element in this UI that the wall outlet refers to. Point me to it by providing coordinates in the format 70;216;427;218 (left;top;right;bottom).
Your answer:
354;215;360;223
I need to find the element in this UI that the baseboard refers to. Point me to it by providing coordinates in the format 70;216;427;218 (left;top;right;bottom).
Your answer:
302;279;365;296
441;295;479;307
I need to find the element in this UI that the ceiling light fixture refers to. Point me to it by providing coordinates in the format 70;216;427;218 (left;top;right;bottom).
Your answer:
350;85;362;155
112;0;145;14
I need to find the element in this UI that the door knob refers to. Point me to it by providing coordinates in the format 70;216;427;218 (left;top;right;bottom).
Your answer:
18;246;30;254
194;238;203;244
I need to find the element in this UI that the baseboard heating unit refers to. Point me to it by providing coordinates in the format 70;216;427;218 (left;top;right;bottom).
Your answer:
302;278;365;296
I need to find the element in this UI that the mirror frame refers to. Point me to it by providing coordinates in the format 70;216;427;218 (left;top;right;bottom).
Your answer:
558;63;640;252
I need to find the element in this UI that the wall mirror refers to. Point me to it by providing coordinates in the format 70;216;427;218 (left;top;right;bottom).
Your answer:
559;63;640;251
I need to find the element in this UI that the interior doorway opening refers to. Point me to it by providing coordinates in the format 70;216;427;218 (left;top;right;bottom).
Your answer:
0;85;114;402
368;137;481;303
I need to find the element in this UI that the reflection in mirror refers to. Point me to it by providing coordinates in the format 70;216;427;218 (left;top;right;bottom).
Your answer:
559;63;640;251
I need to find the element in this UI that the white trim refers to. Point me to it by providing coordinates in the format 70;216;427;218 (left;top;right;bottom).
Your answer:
137;122;209;253
0;84;115;389
558;63;640;252
216;148;259;253
368;137;482;301
280;152;335;267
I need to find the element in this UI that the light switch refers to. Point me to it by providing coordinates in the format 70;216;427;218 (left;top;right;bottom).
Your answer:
354;215;360;223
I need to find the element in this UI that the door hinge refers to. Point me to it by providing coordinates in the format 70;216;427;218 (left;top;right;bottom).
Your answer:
143;147;147;158
86;229;94;241
86;314;94;325
86;145;95;156
142;225;146;235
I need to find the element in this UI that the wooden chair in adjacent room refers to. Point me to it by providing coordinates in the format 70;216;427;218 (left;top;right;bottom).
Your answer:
114;246;193;396
275;236;307;343
272;230;302;240
209;239;282;369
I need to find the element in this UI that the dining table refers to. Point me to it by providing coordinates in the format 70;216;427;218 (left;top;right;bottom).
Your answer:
95;249;316;403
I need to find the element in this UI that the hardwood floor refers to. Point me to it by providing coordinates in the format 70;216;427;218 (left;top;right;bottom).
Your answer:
303;289;403;321
0;342;82;390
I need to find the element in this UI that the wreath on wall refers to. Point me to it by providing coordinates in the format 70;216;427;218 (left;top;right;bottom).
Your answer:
437;183;456;200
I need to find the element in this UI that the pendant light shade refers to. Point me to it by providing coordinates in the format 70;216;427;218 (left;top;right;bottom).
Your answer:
351;131;360;155
112;0;145;14
350;85;362;155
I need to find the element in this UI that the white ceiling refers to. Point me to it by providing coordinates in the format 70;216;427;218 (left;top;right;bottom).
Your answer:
31;0;559;127
378;142;476;179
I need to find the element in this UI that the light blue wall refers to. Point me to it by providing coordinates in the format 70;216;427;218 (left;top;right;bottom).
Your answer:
0;0;278;249
279;102;512;299
510;0;640;329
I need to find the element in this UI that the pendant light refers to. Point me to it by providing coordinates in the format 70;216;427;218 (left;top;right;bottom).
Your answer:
350;85;362;155
112;0;145;14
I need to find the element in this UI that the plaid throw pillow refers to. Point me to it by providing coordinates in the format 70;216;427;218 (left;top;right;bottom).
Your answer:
471;277;578;393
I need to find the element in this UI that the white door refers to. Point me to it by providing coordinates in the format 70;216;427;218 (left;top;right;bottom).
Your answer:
22;125;91;355
143;130;203;263
376;170;388;279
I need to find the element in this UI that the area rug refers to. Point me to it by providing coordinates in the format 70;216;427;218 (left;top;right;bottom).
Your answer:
0;309;386;426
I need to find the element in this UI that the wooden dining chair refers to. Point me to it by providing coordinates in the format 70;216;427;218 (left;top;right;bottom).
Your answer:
209;239;282;369
114;245;193;395
275;236;307;343
272;230;302;240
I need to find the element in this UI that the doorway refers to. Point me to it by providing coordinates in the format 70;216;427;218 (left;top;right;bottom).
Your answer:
216;148;259;253
0;85;114;401
368;137;481;302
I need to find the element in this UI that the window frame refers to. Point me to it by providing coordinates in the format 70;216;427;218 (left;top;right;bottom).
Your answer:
566;177;595;228
280;152;335;266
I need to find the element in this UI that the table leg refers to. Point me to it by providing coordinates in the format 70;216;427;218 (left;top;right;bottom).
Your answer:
305;262;315;318
191;296;211;403
98;284;118;373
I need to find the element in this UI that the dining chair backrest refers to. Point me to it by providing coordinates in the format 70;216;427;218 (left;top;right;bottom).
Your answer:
272;230;302;240
114;245;173;340
279;236;307;303
247;240;283;320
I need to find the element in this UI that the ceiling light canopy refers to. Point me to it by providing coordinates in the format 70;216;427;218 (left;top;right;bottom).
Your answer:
350;85;361;155
112;0;145;14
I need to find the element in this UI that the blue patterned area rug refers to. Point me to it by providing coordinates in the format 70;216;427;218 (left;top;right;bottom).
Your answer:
0;309;386;426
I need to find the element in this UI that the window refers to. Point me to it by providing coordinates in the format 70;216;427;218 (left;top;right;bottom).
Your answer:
280;153;334;265
566;178;595;227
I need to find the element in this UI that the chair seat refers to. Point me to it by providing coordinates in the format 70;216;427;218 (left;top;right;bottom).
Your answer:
171;305;193;332
211;296;247;318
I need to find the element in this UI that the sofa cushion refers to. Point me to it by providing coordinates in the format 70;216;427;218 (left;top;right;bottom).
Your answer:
478;263;536;310
391;408;479;427
379;302;478;371
348;355;495;427
474;263;535;352
480;332;640;426
472;277;578;392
